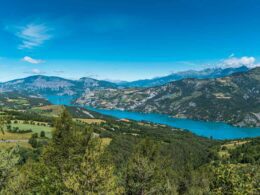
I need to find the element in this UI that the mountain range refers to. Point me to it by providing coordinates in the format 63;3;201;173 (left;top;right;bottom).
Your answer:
0;66;259;127
0;66;250;94
118;66;250;87
76;67;260;127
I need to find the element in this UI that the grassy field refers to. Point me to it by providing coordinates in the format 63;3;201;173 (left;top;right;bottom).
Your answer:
0;131;32;149
1;120;53;140
0;120;53;149
32;105;64;117
0;131;31;140
7;98;28;104
0;142;31;149
101;138;112;148
10;122;53;138
218;140;249;158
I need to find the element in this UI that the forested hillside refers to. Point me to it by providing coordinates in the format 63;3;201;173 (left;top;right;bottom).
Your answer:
0;106;259;194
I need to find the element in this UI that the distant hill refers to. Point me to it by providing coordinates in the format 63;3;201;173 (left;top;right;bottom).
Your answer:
76;67;260;127
118;66;250;87
0;75;117;97
0;91;50;109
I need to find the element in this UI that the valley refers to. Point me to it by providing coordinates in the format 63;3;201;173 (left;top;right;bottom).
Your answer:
1;66;260;140
76;67;260;127
0;92;259;194
0;66;259;194
0;66;259;128
2;1;260;193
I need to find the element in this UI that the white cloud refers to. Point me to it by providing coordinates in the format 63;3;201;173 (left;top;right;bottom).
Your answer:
229;53;235;58
221;56;259;68
24;69;46;75
15;23;52;49
32;69;42;74
22;56;45;64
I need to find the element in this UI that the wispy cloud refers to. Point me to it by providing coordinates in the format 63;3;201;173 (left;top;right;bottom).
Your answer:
54;70;65;75
8;23;53;49
22;56;45;64
24;69;46;75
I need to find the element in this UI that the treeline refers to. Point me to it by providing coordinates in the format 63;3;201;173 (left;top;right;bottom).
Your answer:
229;138;260;164
3;110;53;124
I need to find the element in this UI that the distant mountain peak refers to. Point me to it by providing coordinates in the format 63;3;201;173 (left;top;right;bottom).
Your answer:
118;66;250;88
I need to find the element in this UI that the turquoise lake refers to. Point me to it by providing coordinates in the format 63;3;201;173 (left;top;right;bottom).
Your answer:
45;95;260;140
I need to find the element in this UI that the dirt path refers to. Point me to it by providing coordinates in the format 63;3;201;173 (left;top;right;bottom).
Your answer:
0;139;28;143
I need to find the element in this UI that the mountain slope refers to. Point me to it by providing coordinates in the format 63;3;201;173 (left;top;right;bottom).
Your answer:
0;75;117;97
119;66;250;87
76;67;260;127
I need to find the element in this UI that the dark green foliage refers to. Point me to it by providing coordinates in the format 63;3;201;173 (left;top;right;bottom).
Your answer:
124;139;177;194
101;120;219;194
0;146;20;191
207;138;260;194
3;109;120;194
210;164;260;194
40;131;46;138
0;116;5;134
28;133;39;148
229;138;260;164
1;107;259;194
8;127;33;134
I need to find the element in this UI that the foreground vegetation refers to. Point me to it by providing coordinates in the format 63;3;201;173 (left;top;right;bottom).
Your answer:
0;106;259;194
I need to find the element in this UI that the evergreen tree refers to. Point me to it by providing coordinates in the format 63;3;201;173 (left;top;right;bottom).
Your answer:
40;131;45;138
0;146;20;190
3;108;121;194
28;133;39;148
0;116;6;134
125;139;177;194
64;138;122;194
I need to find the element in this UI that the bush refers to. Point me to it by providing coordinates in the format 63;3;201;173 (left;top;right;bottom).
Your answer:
40;131;46;138
221;146;228;150
8;127;32;134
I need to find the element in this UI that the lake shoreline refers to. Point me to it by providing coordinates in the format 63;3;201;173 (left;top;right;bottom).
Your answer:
45;95;260;140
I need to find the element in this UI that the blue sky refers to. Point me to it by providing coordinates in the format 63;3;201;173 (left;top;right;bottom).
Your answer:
0;0;260;81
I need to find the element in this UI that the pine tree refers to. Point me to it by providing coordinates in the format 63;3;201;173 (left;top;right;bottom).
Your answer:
42;108;80;172
64;138;123;194
0;116;6;134
0;146;20;190
125;139;177;195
